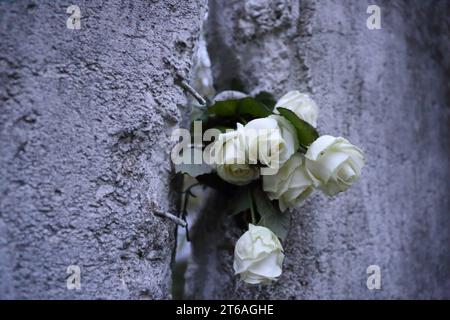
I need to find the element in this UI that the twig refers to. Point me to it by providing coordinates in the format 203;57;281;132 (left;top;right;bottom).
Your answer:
154;209;187;227
150;199;187;227
181;188;191;241
248;188;257;224
180;80;207;106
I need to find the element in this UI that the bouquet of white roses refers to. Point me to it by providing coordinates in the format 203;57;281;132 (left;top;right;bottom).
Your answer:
172;89;365;284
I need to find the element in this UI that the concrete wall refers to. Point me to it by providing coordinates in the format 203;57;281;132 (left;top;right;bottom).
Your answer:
185;0;450;299
1;0;448;300
0;0;204;299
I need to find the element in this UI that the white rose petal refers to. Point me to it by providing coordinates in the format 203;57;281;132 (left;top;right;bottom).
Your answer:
244;116;298;171
245;117;282;167
305;135;365;196
211;124;259;185
269;115;299;167
263;153;314;211
233;224;284;284
216;163;259;186
213;90;248;102
274;91;318;127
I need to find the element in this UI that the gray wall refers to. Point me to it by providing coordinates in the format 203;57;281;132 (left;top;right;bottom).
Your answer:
0;0;448;300
185;0;450;299
0;0;204;299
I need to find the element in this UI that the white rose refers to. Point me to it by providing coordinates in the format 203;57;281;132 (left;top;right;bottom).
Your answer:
274;91;318;127
233;224;284;284
213;90;248;102
269;115;299;167
211;124;259;185
305;135;365;196
263;153;314;211
244;115;298;172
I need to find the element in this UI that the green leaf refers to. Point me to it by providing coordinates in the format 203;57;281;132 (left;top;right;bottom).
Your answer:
254;91;276;110
229;187;252;216
252;185;290;241
208;97;272;119
277;107;319;147
191;113;236;134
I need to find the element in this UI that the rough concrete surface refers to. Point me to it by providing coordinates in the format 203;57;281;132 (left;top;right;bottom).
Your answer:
185;0;450;299
0;0;204;299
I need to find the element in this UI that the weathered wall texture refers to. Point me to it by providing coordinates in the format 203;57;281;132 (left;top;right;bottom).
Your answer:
0;0;203;299
185;0;450;299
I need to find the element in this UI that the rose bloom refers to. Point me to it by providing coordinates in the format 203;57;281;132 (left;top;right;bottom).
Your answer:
274;91;318;127
244;115;298;172
233;224;284;284
211;124;259;185
263;153;314;211
305;135;365;196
